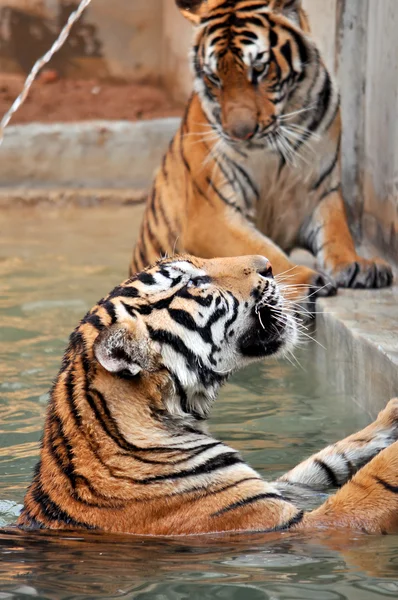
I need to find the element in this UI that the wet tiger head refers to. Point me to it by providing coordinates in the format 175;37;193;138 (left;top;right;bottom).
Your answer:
85;254;298;420
177;0;321;147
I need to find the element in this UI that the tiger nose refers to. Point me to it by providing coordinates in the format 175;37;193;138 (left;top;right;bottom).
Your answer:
255;258;273;279
230;120;257;141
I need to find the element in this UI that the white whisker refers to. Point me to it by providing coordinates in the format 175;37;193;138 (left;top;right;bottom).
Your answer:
276;131;296;167
281;126;317;158
297;330;326;350
172;236;180;256
280;103;317;121
281;130;311;166
276;265;301;277
284;123;321;141
287;349;306;371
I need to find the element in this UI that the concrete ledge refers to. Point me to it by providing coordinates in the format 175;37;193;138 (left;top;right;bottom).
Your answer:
0;188;147;208
0;119;181;190
316;286;398;417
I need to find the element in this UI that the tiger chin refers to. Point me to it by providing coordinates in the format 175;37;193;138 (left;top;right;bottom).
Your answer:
17;255;398;536
131;0;393;303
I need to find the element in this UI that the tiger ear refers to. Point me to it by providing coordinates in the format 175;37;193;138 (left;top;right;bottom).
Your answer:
94;320;154;377
175;0;208;24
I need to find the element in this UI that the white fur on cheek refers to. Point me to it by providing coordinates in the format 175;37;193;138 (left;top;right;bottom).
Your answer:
161;346;198;389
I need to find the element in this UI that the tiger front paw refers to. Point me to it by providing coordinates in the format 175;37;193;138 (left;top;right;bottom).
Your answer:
332;257;393;289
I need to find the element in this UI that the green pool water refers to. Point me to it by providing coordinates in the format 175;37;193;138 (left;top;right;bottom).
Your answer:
1;206;398;600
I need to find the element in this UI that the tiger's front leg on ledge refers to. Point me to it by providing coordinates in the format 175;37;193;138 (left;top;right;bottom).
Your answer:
273;398;398;508
184;398;398;534
183;202;337;307
302;189;393;289
299;439;398;534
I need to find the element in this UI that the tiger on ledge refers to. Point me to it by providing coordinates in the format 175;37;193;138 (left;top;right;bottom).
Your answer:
17;254;398;535
131;0;392;298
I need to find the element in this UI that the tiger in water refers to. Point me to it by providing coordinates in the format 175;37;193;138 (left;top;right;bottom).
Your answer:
17;254;398;535
131;0;392;299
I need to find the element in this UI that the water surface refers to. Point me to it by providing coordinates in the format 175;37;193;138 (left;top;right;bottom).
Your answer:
1;206;397;599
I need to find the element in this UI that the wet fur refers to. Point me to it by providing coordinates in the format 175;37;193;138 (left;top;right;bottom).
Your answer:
17;254;398;535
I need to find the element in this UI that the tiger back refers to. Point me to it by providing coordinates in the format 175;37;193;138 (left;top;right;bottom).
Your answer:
17;254;398;535
131;0;392;296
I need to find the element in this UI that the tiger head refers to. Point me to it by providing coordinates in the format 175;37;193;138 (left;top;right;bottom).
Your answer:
177;0;327;148
88;254;298;421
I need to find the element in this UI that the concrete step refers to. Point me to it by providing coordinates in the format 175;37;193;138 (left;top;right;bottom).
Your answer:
0;187;147;208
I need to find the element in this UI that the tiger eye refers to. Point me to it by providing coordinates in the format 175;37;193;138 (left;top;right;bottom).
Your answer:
253;62;267;74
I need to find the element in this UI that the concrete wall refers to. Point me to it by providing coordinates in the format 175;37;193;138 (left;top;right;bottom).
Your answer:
335;0;398;263
361;0;398;261
0;0;163;81
161;2;192;100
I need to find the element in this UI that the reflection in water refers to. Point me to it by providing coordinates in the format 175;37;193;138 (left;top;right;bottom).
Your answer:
1;206;398;599
1;528;398;599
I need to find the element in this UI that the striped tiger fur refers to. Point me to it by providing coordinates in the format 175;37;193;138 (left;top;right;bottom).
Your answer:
17;254;398;535
131;0;392;297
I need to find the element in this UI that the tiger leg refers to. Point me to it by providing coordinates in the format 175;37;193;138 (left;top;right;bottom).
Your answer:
303;189;393;288
298;440;398;534
169;427;398;535
276;398;398;493
177;434;398;535
183;205;336;303
133;400;398;535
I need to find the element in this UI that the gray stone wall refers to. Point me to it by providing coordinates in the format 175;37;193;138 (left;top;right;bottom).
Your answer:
337;0;398;264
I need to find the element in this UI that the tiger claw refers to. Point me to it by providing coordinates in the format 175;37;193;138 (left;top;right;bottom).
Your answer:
332;258;393;289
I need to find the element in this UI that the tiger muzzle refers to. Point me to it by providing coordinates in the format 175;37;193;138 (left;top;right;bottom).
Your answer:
238;290;289;358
